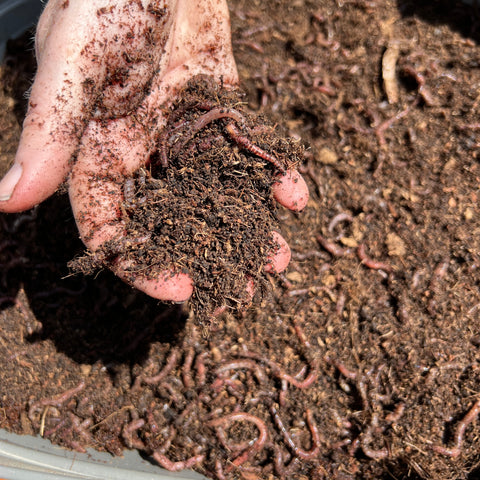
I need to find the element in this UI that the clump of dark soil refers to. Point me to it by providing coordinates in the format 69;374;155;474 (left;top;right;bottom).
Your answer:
2;1;480;480
69;76;302;321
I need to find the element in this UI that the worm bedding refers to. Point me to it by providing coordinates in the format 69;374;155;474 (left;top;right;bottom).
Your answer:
2;1;480;479
69;76;302;322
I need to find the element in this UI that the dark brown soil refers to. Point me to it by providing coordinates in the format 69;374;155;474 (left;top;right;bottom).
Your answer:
69;76;302;322
1;1;480;479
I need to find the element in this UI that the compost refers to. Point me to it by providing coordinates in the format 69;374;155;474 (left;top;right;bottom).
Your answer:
69;75;302;322
1;1;480;479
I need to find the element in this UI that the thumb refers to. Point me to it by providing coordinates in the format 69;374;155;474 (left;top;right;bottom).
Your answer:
0;2;95;212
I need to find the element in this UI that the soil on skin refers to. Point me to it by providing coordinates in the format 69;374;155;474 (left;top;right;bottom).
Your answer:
1;1;480;480
69;76;302;322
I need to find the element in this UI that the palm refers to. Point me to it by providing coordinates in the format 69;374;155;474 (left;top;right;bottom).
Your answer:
0;0;308;302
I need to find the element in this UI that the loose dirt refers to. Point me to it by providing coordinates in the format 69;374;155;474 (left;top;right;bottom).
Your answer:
69;75;302;322
1;1;480;479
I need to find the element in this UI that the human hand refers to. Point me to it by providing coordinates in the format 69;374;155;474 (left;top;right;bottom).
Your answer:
0;0;309;302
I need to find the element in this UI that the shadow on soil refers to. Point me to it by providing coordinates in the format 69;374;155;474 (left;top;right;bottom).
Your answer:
396;0;480;44
0;194;187;367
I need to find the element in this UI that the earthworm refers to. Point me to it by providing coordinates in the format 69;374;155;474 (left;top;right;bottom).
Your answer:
316;234;347;257
43;417;67;438
357;244;392;272
273;445;301;479
182;347;195;389
215;359;268;384
207;412;268;470
194;351;208;387
336;290;346;317
278;273;294;290
360;413;389;460
458;123;480;131
29;381;86;423
326;357;358;380
374;99;418;146
214;459;227;480
385;403;406;424
146;409;160;434
292;315;311;348
134;348;179;388
401;65;436;106
279;379;288;407
175;402;197;428
158;381;184;405
292;250;330;261
432;398;480;458
122;418;146;449
224;123;286;174
287;288;311;297
68;413;94;448
238;350;318;389
331;409;353;433
152;452;205;471
270;406;321;460
170;107;247;157
327;213;353;233
214;421;252;453
427;257;449;315
234;39;265;53
288;285;333;298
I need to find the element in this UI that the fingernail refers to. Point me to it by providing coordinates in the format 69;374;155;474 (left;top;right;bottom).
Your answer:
0;163;22;201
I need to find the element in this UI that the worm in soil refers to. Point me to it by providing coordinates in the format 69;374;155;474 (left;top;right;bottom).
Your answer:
360;413;389;460
357;244;392;273
239;350;319;389
207;412;268;472
316;234;348;257
133;347;179;389
215;359;268;385
123;418;146;449
168;107;247;159
224;123;286;174
270;406;321;460
432;398;480;458
29;381;86;424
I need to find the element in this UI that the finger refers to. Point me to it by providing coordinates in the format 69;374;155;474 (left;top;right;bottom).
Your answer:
0;0;176;213
145;0;239;117
0;3;97;212
118;268;193;303
265;231;291;273
69;118;193;302
272;169;309;212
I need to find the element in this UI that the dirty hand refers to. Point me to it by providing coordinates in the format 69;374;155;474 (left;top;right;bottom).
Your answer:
0;0;309;302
